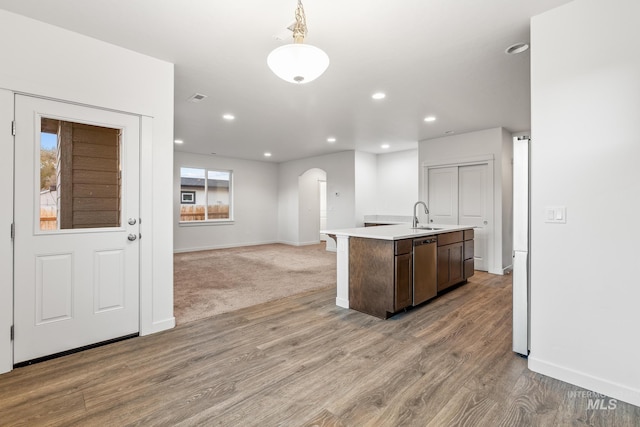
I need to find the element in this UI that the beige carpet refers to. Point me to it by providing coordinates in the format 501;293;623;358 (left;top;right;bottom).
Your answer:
173;243;336;324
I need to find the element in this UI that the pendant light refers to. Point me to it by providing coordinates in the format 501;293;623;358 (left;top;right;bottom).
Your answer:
267;0;329;84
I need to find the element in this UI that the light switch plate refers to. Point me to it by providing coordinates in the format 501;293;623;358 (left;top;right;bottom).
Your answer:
545;206;566;223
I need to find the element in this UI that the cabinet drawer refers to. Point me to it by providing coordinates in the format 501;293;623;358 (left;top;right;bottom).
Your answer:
464;229;474;240
464;240;474;261
395;239;412;255
437;231;463;246
464;259;475;279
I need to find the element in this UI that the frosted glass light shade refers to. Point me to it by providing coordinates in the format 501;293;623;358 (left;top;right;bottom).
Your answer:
267;43;329;84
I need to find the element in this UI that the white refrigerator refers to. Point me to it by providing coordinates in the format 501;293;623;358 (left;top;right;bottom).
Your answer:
513;136;530;356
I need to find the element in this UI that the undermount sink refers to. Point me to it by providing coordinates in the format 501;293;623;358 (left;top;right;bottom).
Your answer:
412;226;442;230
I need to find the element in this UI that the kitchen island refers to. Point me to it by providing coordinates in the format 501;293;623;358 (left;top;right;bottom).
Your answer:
324;224;474;319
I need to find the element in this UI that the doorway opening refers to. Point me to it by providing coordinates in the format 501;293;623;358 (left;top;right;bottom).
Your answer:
298;168;327;245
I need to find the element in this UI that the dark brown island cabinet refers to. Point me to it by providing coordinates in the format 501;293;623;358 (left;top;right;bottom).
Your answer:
437;229;475;291
349;229;474;319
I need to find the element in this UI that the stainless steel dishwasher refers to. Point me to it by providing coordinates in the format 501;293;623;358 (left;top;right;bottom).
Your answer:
413;237;437;305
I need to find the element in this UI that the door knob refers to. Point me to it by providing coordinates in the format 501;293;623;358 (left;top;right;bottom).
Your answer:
127;234;137;241
128;218;137;225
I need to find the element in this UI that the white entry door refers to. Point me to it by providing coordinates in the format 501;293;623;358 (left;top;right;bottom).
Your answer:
427;163;489;271
13;95;140;364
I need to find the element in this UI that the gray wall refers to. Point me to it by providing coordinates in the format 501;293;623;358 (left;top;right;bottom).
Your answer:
173;152;279;252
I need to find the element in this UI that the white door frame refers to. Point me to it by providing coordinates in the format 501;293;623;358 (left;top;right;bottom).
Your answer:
421;154;496;274
0;89;14;374
0;91;167;374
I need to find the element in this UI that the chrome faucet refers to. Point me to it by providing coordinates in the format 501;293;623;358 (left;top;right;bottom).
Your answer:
413;201;429;228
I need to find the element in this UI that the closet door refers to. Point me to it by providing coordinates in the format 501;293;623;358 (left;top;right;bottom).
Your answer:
427;164;489;272
459;164;488;271
427;167;458;225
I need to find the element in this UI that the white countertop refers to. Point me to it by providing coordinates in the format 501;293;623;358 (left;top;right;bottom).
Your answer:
322;224;473;240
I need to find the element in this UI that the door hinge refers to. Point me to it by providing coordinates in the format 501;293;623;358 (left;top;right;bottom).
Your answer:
10;223;14;239
10;325;14;341
11;121;15;136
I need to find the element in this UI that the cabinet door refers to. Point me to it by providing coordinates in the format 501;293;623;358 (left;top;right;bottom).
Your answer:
437;242;464;291
394;252;412;311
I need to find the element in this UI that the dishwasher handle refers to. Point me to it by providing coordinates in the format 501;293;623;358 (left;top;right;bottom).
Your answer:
414;238;437;246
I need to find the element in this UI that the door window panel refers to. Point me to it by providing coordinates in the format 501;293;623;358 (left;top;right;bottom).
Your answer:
39;118;122;231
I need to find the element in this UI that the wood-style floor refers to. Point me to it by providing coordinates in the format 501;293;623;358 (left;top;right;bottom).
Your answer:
1;272;638;426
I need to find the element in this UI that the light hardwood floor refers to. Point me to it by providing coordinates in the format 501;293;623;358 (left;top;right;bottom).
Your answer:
1;272;638;426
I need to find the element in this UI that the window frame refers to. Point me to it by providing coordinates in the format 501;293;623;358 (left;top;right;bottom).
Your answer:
178;166;234;225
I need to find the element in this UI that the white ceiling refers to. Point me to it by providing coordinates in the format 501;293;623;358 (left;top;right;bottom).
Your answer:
0;0;571;162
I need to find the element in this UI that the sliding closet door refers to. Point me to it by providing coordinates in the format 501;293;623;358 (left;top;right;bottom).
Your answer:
427;164;489;271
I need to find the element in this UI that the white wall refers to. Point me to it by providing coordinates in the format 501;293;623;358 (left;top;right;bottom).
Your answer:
354;151;377;227
529;0;640;406
179;149;415;251
278;151;356;249
376;149;419;215
418;127;512;274
501;129;514;270
174;152;279;252
0;10;175;373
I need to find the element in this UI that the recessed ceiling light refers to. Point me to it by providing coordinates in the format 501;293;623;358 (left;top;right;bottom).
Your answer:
174;139;184;144
264;152;272;157
372;92;386;100
381;144;390;149
505;42;529;55
327;137;336;143
222;114;235;121
424;116;436;122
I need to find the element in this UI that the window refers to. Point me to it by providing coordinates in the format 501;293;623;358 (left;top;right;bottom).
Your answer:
39;118;122;231
180;191;195;204
179;167;232;222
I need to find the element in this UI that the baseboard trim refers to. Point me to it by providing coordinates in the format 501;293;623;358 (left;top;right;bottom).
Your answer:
292;240;322;247
141;317;175;336
174;241;279;253
175;240;332;253
336;297;349;309
528;355;640;407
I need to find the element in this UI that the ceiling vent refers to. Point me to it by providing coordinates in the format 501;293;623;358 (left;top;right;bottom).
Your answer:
187;93;208;103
